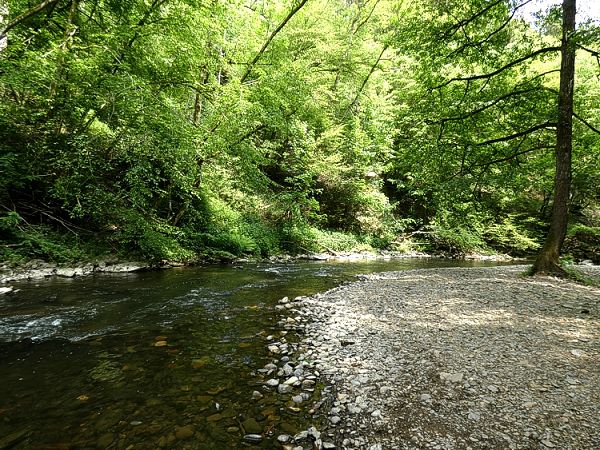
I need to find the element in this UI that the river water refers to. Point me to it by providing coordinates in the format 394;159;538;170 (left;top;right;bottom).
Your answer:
0;258;514;448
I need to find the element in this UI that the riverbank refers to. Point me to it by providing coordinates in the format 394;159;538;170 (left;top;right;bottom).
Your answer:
0;251;517;285
283;265;600;449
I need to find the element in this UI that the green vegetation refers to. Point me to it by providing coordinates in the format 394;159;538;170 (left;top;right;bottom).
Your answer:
1;0;599;267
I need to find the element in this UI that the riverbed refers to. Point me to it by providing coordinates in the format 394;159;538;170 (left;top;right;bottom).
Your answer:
0;258;515;449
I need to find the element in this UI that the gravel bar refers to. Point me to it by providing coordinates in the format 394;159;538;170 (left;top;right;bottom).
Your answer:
287;265;600;450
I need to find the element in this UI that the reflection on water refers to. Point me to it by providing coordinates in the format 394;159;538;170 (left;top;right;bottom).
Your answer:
0;258;514;448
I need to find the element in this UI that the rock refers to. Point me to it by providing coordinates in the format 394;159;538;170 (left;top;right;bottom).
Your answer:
284;376;299;385
330;416;341;425
242;418;262;434
322;442;336;449
468;411;481;421
420;394;432;402
570;349;583;357
307;426;321;440
265;378;279;387
175;425;195;440
96;433;115;447
278;384;293;394
487;385;499;393
439;372;463;383
292;395;303;403
277;434;292;444
541;440;556;448
0;287;14;295
268;345;281;354
293;431;309;442
252;390;264;400
243;434;263;444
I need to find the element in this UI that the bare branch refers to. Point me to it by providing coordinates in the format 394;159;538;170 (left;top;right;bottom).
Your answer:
475;122;557;147
434;46;561;89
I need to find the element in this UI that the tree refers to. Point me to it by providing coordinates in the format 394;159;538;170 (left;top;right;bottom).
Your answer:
531;0;575;275
386;0;599;266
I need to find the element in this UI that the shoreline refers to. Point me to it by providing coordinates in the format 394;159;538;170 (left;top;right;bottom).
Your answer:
282;265;600;449
0;251;520;285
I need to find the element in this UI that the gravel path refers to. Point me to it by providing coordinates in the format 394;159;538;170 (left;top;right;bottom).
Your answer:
286;265;600;450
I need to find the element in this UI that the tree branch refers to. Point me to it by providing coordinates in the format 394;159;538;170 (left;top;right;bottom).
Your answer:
440;0;504;40
446;0;534;58
434;46;561;89
0;0;61;40
436;88;539;124
475;122;557;147
574;112;600;135
240;0;310;84
473;145;553;169
343;44;388;118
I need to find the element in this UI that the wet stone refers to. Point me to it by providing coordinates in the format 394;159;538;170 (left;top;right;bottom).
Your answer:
175;425;195;440
243;434;263;444
242;418;262;434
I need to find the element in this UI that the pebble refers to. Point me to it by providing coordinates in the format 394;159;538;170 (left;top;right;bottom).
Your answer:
242;434;263;444
278;384;293;394
174;425;194;440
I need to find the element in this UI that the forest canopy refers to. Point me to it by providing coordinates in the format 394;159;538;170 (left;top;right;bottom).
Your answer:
0;0;599;266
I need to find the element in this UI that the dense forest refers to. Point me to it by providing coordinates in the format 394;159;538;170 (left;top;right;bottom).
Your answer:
1;0;599;269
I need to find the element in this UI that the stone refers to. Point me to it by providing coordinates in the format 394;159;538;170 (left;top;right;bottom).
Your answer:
307;426;321;440
243;434;263;444
242;418;262;434
277;434;292;444
252;390;264;400
468;411;481;421
420;394;432;402
175;425;195;440
96;433;115;448
440;372;463;383
323;442;336;449
284;376;299;385
278;384;293;394
330;416;341;425
292;395;303;403
0;287;13;295
265;378;279;387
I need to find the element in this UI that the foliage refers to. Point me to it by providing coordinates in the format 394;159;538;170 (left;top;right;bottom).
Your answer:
0;0;599;264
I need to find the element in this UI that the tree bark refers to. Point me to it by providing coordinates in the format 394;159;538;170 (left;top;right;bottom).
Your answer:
531;0;575;275
0;0;7;51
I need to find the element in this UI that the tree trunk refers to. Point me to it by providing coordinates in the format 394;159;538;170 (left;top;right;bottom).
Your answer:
531;0;575;275
0;1;7;52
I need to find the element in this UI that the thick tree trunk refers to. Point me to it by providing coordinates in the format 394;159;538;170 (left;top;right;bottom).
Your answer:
531;0;575;275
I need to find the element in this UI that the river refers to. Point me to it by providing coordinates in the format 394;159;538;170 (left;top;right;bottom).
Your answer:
0;258;514;449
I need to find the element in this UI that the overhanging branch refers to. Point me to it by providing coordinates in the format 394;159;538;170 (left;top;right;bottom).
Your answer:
0;0;61;40
434;46;561;89
574;112;600;135
476;122;557;146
